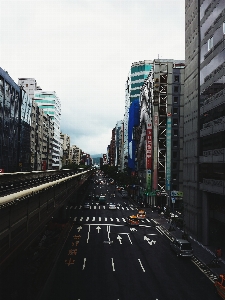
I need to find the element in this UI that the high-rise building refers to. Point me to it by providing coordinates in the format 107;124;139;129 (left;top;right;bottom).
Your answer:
60;133;70;167
33;91;61;169
123;61;153;172
0;68;21;172
184;0;225;246
69;145;82;165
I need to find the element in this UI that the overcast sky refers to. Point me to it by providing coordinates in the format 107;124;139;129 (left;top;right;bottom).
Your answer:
1;0;185;155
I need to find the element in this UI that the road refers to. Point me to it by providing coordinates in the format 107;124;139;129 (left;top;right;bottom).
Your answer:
40;171;217;300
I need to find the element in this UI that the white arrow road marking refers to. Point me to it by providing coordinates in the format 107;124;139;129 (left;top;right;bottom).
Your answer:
111;258;115;271
96;226;101;233
130;227;137;232
144;236;156;245
92;217;95;221
87;225;90;243
117;235;122;244
82;258;86;270
77;226;82;232
138;259;145;272
73;217;77;221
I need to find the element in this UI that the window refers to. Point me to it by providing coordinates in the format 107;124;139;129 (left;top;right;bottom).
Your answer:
174;86;179;93
174;129;178;136
173;162;177;169
173;152;177;158
173;118;178;126
207;36;213;51
223;22;225;34
174;75;179;83
174;96;178;103
173;140;178;147
173;108;178;114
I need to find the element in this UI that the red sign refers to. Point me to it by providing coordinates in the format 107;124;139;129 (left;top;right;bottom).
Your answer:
146;122;152;169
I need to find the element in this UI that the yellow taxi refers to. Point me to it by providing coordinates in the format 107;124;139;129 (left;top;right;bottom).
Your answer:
126;215;140;226
215;274;225;299
137;209;146;219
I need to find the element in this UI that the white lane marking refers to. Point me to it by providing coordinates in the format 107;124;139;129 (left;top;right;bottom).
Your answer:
122;207;124;210
99;206;101;209
103;206;105;209
146;219;151;222
80;217;83;221
79;205;82;209
107;225;111;241
111;258;115;271
86;217;89;221
127;234;133;244
96;226;101;233
122;218;126;222
116;218;120;222
110;218;113;221
92;217;95;221
87;225;90;243
74;206;77;209
84;224;124;226
138;259;145;272
105;217;107;221
82;258;86;270
156;226;163;235
74;217;77;221
99;217;101;221
130;207;134;210
70;206;73;209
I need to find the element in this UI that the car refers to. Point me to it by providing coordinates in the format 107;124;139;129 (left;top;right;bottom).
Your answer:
126;215;140;226
137;209;146;219
108;203;117;210
83;203;90;209
214;274;225;299
170;238;193;257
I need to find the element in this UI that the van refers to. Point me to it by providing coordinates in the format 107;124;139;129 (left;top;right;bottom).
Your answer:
170;238;193;257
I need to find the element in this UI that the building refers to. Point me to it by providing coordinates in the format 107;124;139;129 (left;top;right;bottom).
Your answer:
69;145;82;165
184;0;225;246
0;68;21;172
33;91;61;169
115;120;123;169
137;59;185;207
60;133;70;167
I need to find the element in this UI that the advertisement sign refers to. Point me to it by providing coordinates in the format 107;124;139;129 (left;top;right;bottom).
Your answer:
153;112;158;189
146;122;152;169
166;114;172;191
146;169;152;192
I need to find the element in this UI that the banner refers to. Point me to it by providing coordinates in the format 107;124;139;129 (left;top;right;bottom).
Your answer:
146;122;152;169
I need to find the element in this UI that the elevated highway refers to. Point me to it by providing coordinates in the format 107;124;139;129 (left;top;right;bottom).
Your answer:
0;169;94;267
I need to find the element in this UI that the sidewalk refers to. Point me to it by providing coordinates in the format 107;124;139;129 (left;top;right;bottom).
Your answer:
152;212;225;279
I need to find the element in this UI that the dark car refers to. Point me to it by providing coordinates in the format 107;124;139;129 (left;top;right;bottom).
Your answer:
170;238;193;257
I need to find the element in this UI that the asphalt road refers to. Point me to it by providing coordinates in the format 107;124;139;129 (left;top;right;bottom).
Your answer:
40;172;217;300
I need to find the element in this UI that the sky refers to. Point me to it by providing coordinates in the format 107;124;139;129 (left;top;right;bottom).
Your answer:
1;0;185;155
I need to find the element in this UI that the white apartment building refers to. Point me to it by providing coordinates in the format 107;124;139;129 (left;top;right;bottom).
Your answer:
33;91;61;169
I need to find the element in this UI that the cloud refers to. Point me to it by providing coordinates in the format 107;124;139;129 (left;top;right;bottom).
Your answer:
1;0;185;154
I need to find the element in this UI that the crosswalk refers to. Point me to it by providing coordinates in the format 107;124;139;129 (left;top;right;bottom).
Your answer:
66;205;136;211
73;216;152;223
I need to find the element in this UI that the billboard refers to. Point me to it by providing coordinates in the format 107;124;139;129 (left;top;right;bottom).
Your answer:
146;122;152;169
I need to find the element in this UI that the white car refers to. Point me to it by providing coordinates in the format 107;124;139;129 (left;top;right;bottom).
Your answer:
109;203;117;210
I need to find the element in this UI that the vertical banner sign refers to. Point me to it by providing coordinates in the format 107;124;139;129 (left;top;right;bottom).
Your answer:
146;170;152;192
153;112;158;190
146;122;152;169
166;114;172;191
